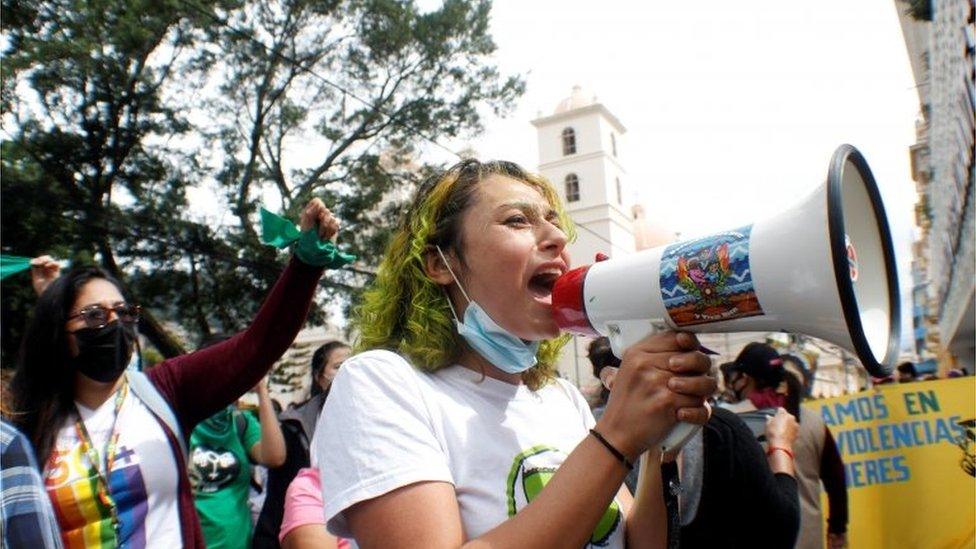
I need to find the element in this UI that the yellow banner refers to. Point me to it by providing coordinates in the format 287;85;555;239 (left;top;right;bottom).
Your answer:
804;377;975;549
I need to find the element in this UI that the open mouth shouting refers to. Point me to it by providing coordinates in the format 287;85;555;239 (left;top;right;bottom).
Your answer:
527;264;566;305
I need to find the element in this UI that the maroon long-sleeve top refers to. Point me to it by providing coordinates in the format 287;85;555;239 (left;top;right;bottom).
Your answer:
146;257;323;548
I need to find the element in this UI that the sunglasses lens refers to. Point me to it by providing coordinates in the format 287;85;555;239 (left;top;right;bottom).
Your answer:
117;305;140;324
82;307;109;328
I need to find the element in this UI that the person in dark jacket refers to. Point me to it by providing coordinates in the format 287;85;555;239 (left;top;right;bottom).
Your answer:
676;407;800;548
725;342;848;549
252;341;350;548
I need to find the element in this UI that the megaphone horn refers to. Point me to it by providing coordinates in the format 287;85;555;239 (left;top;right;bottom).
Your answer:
553;144;901;451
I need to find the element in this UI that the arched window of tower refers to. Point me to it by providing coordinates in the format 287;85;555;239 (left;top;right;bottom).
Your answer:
610;132;617;157
565;173;580;202
561;127;577;155
615;177;622;205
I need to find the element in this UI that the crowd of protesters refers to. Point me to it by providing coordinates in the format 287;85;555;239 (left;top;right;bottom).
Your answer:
1;159;971;549
1;198;341;549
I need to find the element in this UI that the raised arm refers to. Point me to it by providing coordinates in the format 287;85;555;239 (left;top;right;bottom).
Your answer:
149;199;339;429
764;407;798;478
753;408;800;547
249;379;287;467
29;255;61;296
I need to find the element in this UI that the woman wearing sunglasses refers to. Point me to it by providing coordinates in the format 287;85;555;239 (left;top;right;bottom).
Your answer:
8;199;339;549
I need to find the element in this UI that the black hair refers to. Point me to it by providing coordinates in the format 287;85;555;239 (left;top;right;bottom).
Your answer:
782;370;803;423
309;340;350;397
9;266;127;464
719;361;736;383
587;337;620;376
780;354;813;399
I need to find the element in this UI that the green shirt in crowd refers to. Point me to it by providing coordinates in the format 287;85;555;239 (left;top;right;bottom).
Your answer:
189;408;261;549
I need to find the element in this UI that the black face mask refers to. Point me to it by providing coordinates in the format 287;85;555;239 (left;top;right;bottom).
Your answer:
70;321;136;383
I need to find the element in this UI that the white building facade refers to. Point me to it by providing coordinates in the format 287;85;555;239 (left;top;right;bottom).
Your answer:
896;0;975;371
531;87;635;386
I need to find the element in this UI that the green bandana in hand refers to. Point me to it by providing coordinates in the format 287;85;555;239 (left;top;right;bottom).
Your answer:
0;255;33;280
260;208;356;269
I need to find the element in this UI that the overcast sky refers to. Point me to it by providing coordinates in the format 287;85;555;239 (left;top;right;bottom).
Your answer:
428;0;921;350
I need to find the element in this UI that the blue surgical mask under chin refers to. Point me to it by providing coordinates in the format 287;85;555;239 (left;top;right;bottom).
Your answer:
455;301;540;374
436;246;540;374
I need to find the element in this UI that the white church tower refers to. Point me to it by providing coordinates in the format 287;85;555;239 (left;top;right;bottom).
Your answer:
531;86;635;386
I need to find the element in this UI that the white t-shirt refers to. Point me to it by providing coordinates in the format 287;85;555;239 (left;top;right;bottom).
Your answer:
44;388;181;547
312;350;625;548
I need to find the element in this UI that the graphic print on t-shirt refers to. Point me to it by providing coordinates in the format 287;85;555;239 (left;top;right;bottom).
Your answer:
189;444;242;493
506;445;621;547
46;443;149;548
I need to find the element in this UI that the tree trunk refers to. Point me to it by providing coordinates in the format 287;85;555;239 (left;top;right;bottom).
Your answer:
188;253;212;339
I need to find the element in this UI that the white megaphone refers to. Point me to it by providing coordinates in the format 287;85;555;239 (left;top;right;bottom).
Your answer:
552;144;900;452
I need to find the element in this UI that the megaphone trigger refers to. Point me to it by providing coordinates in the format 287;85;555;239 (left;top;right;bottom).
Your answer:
659;422;701;453
698;345;719;356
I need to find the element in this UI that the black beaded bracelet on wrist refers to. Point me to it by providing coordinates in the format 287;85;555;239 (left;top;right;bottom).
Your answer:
589;428;634;470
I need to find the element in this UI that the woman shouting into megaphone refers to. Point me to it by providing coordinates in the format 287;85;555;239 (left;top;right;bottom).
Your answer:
312;159;716;549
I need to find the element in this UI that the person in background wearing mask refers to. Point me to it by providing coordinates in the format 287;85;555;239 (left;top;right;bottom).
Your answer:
8;198;341;548
253;341;350;549
189;350;286;549
724;342;848;549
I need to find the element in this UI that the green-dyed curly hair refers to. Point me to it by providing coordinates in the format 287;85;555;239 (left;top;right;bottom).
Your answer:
353;159;576;390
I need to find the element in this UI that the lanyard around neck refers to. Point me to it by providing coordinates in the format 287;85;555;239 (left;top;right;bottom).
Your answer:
73;381;128;526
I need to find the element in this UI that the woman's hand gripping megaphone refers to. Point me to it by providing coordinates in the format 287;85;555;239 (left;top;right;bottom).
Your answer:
593;331;716;461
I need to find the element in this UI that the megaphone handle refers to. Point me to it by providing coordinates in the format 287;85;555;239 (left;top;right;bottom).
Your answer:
658;421;700;453
606;319;704;454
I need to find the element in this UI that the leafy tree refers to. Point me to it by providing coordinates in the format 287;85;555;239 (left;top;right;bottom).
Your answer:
1;0;523;385
269;341;316;401
1;0;232;359
180;0;523;326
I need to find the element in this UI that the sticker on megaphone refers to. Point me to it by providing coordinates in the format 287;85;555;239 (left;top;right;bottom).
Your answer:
661;225;765;327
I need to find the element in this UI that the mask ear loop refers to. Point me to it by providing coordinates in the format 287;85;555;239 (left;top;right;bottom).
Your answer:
130;311;143;372
135;332;143;372
434;245;470;323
